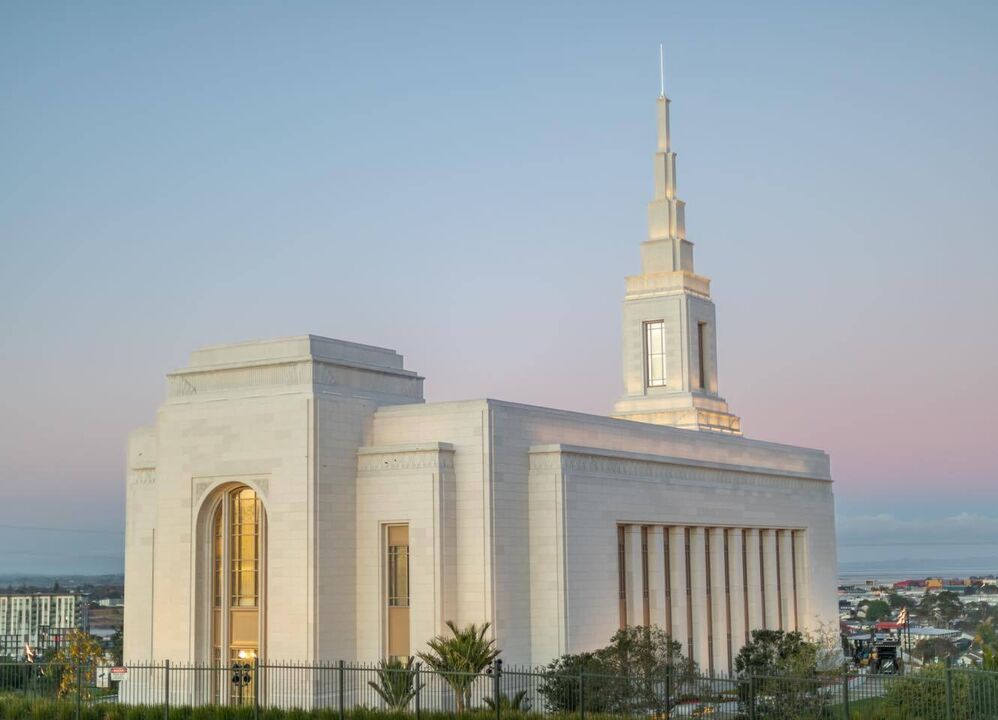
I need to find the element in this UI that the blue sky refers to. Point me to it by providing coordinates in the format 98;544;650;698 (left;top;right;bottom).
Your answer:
1;1;996;575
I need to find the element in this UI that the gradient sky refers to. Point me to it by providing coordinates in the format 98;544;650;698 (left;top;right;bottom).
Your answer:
1;1;996;576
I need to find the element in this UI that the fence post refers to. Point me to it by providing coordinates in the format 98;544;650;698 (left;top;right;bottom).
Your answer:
842;662;851;720
75;662;82;720
338;659;345;720
415;662;422;720
664;664;672;720
747;673;756;720
946;657;954;720
578;668;585;720
493;659;502;720
164;659;170;720
253;657;259;720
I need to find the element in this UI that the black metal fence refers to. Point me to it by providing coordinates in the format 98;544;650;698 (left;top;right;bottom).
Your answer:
1;659;997;719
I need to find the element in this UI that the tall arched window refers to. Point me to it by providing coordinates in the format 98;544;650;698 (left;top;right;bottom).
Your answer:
210;486;265;678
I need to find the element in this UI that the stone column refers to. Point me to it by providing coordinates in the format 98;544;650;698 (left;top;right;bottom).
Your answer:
624;525;645;627
647;526;667;629
744;528;763;632
689;527;710;668
727;529;746;662
668;527;689;653
708;528;730;674
778;530;795;631
762;530;780;630
793;531;810;632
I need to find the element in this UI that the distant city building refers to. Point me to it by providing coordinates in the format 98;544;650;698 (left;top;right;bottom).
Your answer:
0;593;89;657
97;598;124;608
123;85;839;680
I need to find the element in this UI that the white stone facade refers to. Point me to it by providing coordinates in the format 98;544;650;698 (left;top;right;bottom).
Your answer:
123;91;838;673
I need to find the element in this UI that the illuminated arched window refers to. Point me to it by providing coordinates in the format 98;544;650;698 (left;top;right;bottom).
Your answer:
209;486;265;694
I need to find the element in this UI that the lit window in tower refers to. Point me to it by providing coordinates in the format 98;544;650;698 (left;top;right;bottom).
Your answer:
644;321;667;387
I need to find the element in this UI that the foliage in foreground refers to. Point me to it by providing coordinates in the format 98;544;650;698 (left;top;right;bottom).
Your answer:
367;657;424;712
0;698;544;720
733;629;830;720
416;622;500;713
538;625;698;715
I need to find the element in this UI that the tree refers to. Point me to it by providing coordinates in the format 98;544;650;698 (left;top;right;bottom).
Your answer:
887;593;915;610
734;630;829;720
109;627;124;666
858;599;892;622
367;656;424;711
417;621;499;713
920;591;962;626
538;626;696;715
49;629;106;699
914;637;956;663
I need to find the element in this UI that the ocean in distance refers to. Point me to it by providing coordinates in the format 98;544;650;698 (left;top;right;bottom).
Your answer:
837;541;998;584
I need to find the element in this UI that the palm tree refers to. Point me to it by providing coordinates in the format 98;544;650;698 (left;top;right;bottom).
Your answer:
483;689;532;712
417;621;500;712
368;656;424;711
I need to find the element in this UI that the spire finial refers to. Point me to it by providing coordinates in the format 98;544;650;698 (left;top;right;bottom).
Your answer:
659;44;665;98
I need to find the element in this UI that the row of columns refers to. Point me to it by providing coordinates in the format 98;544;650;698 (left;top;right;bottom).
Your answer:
620;525;808;675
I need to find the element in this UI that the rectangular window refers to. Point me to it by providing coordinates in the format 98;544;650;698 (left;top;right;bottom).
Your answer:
775;534;784;631
742;530;750;644
386;525;410;658
791;532;799;632
705;530;714;674
684;528;693;660
644;321;667;387
618;526;627;628
387;529;410;608
641;527;650;626
697;322;707;390
664;529;672;637
724;530;732;673
759;533;767;630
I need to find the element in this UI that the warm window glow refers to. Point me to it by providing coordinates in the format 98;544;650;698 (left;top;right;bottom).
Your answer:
230;489;260;608
644;321;667;387
209;485;265;700
388;541;409;607
386;525;410;658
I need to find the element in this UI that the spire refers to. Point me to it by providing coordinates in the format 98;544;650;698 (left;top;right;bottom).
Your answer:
613;64;741;434
643;57;688;274
659;44;665;99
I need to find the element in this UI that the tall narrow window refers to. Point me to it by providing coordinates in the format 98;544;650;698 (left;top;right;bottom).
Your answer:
724;530;732;673
618;526;627;628
645;321;667;387
759;533;767;630
684;528;693;659
386;525;410;658
697;322;707;390
705;530;714;673
742;530;750;644
641;527;650;626
791;532;799;631
664;529;672;637
775;535;784;631
208;485;265;704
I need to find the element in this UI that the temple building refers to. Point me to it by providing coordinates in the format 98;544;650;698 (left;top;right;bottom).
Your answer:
123;87;838;676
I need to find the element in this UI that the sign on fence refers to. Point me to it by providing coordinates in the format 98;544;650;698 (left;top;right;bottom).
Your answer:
110;666;128;681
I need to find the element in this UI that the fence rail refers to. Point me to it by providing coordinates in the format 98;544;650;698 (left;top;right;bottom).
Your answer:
1;659;997;719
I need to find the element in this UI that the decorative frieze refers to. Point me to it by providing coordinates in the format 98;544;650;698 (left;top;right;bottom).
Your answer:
528;444;828;491
358;443;456;473
129;469;156;485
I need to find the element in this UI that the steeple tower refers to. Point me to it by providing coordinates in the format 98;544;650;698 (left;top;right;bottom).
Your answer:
612;75;741;434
